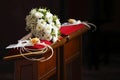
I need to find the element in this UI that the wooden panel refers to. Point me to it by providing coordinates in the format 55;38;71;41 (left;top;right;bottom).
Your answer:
61;35;83;80
64;36;82;62
66;55;81;80
38;50;57;80
14;49;57;80
20;64;33;80
15;59;38;80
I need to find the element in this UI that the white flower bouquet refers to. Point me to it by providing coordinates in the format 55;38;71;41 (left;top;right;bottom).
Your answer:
25;8;61;42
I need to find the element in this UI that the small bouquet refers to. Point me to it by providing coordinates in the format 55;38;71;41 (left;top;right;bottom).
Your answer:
6;8;61;62
25;8;61;42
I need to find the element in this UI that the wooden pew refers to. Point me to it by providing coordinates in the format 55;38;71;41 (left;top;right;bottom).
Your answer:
4;25;89;80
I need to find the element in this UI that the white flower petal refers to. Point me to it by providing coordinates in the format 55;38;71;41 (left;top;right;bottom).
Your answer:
34;12;43;18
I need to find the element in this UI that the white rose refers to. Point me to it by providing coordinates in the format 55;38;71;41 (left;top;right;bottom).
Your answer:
46;12;53;19
30;9;37;15
44;33;52;41
55;19;61;28
34;12;44;18
52;27;59;42
50;23;55;27
47;18;53;24
45;24;52;34
38;8;46;12
37;19;46;26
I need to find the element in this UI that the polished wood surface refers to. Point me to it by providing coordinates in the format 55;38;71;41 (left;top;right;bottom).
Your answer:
14;49;57;80
4;25;89;80
59;34;82;80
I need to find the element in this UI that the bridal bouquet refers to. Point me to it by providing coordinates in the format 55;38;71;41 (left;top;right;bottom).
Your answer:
25;8;61;42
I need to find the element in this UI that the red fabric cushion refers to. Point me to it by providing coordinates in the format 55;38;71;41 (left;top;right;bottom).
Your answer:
60;24;85;35
21;24;85;49
27;40;52;49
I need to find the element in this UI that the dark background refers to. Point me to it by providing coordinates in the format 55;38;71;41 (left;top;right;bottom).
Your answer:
0;0;120;79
